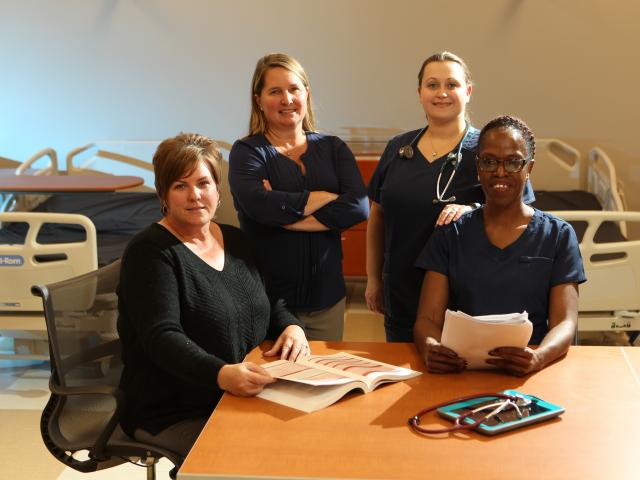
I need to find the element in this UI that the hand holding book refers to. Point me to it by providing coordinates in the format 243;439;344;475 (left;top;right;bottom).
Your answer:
256;352;421;412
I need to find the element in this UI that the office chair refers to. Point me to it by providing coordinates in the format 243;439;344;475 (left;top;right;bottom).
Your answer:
32;259;182;480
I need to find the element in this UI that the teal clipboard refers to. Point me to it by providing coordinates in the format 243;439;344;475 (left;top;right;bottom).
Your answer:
437;389;564;435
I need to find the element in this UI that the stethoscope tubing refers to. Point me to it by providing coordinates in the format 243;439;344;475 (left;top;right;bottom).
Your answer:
398;124;470;204
408;392;520;435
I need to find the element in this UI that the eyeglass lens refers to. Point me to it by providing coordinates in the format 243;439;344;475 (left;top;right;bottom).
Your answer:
478;157;527;173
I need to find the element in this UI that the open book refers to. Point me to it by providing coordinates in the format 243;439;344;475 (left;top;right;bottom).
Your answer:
256;352;421;413
441;309;533;369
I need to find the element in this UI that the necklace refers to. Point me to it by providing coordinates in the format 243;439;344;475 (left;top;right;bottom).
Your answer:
425;128;465;159
425;131;439;158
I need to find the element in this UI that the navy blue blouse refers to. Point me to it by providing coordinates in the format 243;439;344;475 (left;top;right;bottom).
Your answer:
416;208;586;344
229;132;369;312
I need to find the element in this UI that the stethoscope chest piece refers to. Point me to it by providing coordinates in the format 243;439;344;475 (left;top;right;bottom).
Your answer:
398;145;414;159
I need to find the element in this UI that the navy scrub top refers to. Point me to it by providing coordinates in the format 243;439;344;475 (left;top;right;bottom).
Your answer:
416;208;586;344
368;126;536;334
229;132;369;312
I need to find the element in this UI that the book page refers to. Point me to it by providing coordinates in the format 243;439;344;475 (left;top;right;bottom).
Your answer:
303;353;420;388
441;309;533;369
261;360;355;386
257;380;367;413
257;353;421;412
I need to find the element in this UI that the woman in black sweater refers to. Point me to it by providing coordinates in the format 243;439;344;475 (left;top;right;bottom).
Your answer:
117;133;308;460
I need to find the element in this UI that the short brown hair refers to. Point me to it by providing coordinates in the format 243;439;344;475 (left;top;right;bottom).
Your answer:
152;133;222;207
248;53;317;136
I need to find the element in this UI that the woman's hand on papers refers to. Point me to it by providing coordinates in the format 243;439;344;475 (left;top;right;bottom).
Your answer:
217;362;276;396
486;346;541;376
264;325;310;361
424;339;467;373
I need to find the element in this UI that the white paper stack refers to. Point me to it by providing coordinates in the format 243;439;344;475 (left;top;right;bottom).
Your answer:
441;309;533;369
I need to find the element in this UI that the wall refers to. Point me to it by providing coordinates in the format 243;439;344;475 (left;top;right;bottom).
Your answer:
2;0;639;230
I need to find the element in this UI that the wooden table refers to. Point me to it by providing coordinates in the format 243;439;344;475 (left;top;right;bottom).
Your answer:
179;342;640;480
0;174;143;193
622;346;640;382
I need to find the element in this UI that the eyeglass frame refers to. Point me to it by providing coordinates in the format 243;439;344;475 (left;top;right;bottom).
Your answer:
475;155;533;173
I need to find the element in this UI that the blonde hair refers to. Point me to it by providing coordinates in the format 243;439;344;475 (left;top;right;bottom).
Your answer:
248;53;317;136
152;133;222;211
417;51;473;87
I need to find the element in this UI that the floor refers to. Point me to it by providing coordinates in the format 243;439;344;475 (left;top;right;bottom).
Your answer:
1;279;635;480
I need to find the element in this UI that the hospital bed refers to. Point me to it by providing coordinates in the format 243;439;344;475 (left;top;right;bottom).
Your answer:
0;139;235;358
0;147;59;213
0;212;97;359
531;140;640;335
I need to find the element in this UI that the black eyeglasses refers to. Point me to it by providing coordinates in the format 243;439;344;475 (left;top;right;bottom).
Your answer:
476;156;530;173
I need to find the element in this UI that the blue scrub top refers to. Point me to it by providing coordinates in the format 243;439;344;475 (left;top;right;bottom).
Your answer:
368;126;536;337
416;208;586;344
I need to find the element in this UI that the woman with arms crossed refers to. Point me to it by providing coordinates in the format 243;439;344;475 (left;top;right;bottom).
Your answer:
414;116;586;375
229;53;368;341
117;133;308;462
366;51;535;342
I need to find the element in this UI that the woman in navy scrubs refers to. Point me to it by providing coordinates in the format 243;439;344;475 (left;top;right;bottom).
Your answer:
366;52;534;342
414;115;586;375
229;53;368;341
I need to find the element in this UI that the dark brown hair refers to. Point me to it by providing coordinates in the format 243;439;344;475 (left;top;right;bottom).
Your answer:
152;133;222;208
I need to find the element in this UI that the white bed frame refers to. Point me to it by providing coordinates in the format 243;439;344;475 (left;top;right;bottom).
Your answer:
536;139;640;332
0;212;97;359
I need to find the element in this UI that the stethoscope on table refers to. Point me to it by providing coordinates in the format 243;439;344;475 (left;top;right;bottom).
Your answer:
398;124;470;205
408;392;532;435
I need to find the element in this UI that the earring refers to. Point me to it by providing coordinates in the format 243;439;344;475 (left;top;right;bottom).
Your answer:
160;201;168;215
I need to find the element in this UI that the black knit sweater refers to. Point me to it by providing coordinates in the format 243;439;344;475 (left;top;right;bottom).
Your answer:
117;223;302;436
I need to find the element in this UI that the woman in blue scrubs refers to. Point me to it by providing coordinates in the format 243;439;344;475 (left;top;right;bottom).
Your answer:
414;115;586;376
366;52;534;342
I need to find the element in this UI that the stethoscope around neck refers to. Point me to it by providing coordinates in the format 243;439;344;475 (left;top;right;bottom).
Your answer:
398;124;470;204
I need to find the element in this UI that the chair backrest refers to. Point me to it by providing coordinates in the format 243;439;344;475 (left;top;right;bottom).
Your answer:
32;260;180;473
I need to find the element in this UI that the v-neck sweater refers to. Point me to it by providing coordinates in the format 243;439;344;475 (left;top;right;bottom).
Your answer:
117;223;302;436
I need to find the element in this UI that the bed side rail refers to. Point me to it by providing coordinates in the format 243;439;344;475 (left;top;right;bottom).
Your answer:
66;140;231;191
549;210;640;312
587;147;626;212
587;147;627;237
17;148;59;175
534;139;581;191
66;143;155;192
1;148;59;213
0;212;98;311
